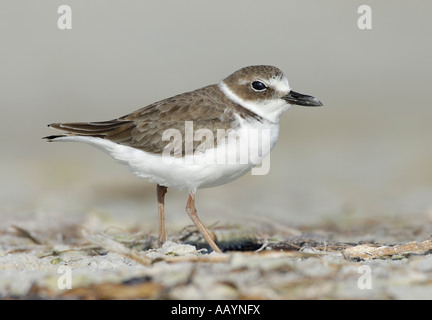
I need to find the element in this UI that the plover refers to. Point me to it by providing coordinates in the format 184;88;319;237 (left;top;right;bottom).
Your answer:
44;65;323;253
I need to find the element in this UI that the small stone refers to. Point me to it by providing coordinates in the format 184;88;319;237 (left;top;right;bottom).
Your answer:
161;241;197;256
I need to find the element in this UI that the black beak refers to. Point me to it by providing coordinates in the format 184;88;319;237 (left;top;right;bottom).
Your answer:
282;90;323;107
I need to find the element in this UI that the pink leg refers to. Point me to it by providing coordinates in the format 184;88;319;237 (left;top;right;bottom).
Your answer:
186;193;222;253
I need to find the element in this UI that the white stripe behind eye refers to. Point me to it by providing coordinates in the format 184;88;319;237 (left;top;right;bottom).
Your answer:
218;80;291;124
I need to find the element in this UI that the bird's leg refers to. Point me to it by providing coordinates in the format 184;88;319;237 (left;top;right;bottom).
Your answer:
156;184;168;247
185;193;222;253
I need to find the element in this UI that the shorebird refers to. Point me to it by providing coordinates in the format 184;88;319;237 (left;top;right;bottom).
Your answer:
44;65;323;252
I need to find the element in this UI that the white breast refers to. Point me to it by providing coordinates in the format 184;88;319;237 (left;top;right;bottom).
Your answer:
53;118;280;193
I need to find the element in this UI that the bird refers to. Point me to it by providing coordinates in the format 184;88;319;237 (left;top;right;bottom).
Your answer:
44;65;323;253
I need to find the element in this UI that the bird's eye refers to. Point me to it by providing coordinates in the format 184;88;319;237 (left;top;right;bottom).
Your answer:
251;81;267;92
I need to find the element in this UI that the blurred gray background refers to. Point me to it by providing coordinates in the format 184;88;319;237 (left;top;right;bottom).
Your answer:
1;1;431;235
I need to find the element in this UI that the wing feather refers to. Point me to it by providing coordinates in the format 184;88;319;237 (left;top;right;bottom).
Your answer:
45;84;260;154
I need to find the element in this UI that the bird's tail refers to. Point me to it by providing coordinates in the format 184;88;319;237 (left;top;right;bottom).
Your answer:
43;120;134;142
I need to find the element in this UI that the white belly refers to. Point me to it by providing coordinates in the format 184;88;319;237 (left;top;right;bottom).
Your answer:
54;119;280;193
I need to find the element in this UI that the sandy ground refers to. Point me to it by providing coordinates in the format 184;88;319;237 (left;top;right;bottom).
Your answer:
1;207;432;299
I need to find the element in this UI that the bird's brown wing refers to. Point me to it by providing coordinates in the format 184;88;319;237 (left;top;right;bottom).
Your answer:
45;85;250;155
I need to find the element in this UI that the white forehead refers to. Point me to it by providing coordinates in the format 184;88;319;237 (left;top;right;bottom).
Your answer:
266;76;291;93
